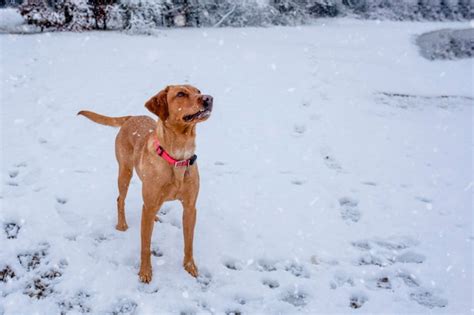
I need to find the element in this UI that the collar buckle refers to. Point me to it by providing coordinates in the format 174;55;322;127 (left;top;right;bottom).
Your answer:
174;160;190;168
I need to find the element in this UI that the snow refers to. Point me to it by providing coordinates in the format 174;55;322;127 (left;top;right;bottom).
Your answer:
0;8;25;33
1;18;473;314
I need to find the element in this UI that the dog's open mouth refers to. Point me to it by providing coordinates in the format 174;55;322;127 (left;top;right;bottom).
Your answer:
183;108;211;122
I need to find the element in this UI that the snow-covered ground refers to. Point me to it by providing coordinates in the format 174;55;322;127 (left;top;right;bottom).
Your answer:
1;19;472;314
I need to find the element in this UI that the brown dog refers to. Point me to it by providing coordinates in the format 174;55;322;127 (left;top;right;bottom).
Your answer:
78;85;213;283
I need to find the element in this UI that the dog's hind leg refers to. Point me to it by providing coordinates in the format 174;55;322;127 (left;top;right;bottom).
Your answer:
116;164;132;231
114;127;134;232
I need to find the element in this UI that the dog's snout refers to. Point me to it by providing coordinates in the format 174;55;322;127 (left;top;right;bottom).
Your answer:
202;95;213;109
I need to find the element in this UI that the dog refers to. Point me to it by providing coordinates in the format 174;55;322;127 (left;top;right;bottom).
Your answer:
78;85;213;283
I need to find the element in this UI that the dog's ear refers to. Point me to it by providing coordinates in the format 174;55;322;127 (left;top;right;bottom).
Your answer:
145;86;169;121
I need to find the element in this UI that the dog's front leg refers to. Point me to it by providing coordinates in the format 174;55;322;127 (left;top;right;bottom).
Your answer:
181;199;199;278
138;189;164;283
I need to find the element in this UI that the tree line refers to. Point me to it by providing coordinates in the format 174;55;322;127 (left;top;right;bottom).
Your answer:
17;0;473;32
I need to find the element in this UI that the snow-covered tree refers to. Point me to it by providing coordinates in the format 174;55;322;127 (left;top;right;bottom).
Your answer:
88;0;118;30
59;0;94;31
344;0;472;21
120;0;162;33
19;0;120;31
19;0;63;31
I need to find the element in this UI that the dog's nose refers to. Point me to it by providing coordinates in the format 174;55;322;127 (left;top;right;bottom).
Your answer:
202;95;213;109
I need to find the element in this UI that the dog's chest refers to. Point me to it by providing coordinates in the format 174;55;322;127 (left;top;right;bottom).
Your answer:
163;169;189;200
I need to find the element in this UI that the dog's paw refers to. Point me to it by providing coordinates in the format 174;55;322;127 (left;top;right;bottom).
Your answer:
138;267;152;283
115;222;128;232
184;260;199;278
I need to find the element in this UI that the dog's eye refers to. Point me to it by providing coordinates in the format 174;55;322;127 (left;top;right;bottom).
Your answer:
177;92;186;97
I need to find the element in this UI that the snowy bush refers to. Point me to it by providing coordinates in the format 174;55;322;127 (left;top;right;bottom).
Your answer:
120;0;162;33
270;0;340;25
19;0;64;31
18;0;119;31
417;28;474;60
347;0;474;21
88;0;120;30
103;3;124;29
194;0;276;27
60;0;94;31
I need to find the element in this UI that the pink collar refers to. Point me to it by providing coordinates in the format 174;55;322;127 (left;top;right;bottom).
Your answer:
153;138;197;168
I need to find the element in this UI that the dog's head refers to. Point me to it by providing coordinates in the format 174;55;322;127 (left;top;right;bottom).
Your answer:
145;85;213;125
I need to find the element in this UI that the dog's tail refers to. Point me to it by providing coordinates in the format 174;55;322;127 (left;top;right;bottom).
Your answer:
77;110;131;127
